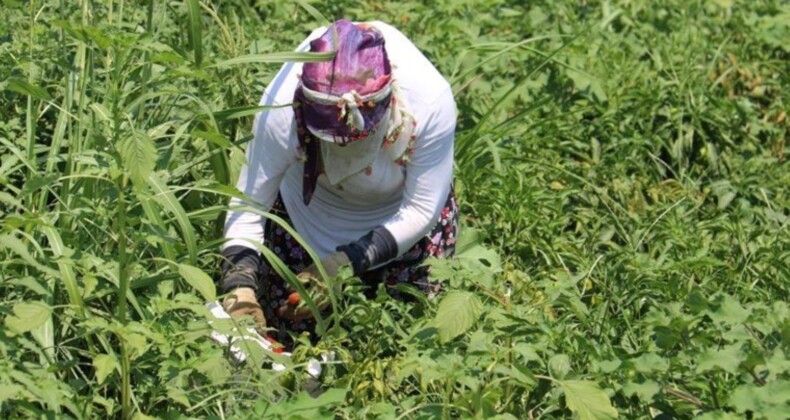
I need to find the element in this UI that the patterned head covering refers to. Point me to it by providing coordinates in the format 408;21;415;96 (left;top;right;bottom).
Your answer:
293;20;397;204
296;19;393;143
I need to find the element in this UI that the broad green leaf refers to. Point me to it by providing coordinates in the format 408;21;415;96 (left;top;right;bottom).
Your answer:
177;264;217;302
365;402;398;416
5;77;52;100
594;359;621;374
424;257;457;284
513;343;541;362
708;294;751;326
49;19;112;49
549;354;572;379
717;191;737;209
493;365;535;386
566;67;607;102
90;103;112;122
93;354;118;384
30;307;54;362
118;323;151;360
195;354;229;383
730;381;790;417
22;175;57;195
167;387;190;406
0;191;24;210
765;349;790;381
697;344;744;374
686;289;710;314
6;301;52;333
455;227;502;271
0;234;59;277
559;380;618;420
622;380;660;401
631;353;668;373
434;290;483;343
432;227;503;288
118;131;156;186
267;387;347;415
0;384;22;402
10;276;49;296
193;129;232;148
468;328;493;354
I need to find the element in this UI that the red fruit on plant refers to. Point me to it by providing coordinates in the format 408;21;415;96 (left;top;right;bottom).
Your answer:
287;292;300;306
264;337;284;354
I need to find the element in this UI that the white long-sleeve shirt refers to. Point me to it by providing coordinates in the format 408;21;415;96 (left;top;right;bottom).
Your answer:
224;21;456;259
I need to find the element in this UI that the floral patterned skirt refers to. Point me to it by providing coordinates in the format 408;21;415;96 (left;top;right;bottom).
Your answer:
259;190;459;349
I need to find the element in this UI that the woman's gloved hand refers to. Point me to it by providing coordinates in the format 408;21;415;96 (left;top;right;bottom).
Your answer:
277;251;350;321
223;287;266;327
304;251;351;279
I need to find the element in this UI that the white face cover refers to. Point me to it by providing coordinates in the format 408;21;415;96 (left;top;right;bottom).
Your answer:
300;80;415;186
311;106;392;185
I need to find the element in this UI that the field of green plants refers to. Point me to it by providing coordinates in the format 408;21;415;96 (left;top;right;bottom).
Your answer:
1;0;788;418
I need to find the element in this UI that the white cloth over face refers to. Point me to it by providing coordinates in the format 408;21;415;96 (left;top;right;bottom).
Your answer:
301;80;415;187
224;21;456;259
318;105;391;185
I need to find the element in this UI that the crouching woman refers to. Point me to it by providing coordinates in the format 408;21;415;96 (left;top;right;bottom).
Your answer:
220;19;458;348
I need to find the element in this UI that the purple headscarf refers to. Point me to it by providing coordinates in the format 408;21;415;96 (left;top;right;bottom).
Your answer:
302;20;391;95
294;20;394;204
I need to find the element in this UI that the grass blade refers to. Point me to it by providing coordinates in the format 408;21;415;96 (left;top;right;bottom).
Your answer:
209;51;335;68
186;0;203;66
295;1;330;26
147;172;198;265
5;77;52;101
40;225;86;318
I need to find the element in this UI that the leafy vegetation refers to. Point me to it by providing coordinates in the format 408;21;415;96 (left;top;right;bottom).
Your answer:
1;0;788;418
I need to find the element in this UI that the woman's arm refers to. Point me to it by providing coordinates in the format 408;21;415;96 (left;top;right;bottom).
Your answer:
221;109;297;292
224;112;295;248
382;91;456;254
339;88;456;273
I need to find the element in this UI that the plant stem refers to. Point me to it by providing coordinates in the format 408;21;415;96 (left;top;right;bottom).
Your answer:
108;27;133;414
116;173;132;419
26;0;36;185
116;176;129;323
120;341;132;419
664;386;703;407
708;375;720;409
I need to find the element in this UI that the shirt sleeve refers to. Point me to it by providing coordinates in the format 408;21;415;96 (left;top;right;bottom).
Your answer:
381;87;456;256
223;110;297;250
222;28;328;251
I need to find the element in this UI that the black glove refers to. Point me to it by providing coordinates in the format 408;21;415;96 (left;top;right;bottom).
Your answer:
337;226;398;275
220;246;263;293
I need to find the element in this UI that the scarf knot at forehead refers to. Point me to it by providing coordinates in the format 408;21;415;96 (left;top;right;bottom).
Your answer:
339;91;365;131
301;80;394;138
